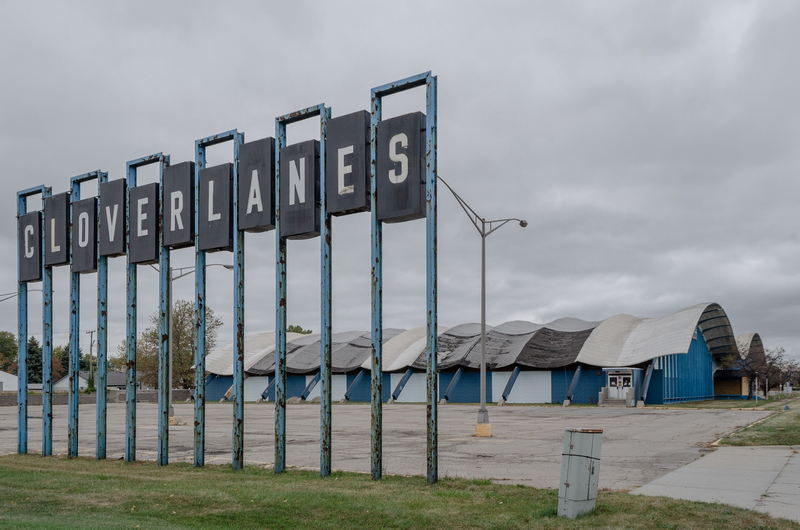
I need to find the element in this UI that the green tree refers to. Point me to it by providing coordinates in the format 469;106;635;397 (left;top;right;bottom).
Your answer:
0;331;17;373
27;336;43;384
54;345;70;379
287;325;313;335
112;300;222;390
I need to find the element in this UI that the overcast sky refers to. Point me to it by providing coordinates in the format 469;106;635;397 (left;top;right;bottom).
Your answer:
1;0;798;361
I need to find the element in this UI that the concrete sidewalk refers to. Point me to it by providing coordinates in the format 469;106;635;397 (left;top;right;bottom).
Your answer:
633;446;800;523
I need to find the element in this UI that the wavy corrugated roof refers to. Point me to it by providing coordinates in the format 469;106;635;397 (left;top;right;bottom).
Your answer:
205;303;741;375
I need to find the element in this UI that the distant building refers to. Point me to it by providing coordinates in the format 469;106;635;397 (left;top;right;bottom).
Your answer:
203;302;758;407
0;370;18;393
53;370;128;392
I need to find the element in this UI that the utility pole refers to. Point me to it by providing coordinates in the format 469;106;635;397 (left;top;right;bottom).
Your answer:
86;329;96;387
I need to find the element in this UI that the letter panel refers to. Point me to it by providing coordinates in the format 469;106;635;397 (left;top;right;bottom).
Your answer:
239;138;275;232
71;197;98;273
376;112;426;223
198;163;233;252
18;211;42;282
326;110;369;215
128;183;159;264
279;140;320;239
43;192;70;266
163;161;195;248
98;179;126;257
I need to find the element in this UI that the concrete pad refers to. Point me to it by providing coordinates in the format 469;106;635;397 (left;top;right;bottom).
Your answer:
634;446;800;522
1;403;770;491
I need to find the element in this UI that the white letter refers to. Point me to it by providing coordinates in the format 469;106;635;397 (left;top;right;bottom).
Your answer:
388;133;408;184
289;158;305;206
170;191;184;231
337;145;354;195
246;169;263;214
104;205;118;242
137;197;148;237
78;212;89;248
50;218;60;252
208;180;221;221
24;225;34;258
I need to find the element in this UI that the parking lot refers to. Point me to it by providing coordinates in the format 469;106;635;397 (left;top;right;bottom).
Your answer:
0;402;769;490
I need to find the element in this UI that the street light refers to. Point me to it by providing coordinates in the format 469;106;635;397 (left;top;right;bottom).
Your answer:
438;176;527;437
149;263;233;419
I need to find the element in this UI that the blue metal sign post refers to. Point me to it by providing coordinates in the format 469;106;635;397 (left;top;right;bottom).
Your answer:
274;104;331;475
40;187;53;457
125;155;167;463
193;130;244;468
369;72;438;483
16;185;49;455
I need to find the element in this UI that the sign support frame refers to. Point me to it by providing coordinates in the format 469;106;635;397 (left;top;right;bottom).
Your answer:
193;130;244;468
369;71;438;483
125;155;167;463
68;170;107;459
16;185;48;455
274;104;331;475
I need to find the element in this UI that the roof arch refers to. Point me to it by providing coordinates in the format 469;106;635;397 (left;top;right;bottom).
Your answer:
576;302;737;367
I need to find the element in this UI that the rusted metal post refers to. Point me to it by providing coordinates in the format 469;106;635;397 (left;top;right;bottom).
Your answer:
68;178;81;458
193;140;207;467
125;161;138;462
41;187;53;457
318;105;332;477
425;74;439;484
231;130;245;470
156;155;171;466
369;86;384;481
273;118;286;473
95;171;109;460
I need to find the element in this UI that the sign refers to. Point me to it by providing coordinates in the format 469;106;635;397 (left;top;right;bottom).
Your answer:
239;138;275;232
198;163;232;251
43;192;70;266
128;183;159;264
376;112;426;223
280;140;320;239
71;197;98;273
18;211;42;282
163;161;195;248
326;111;369;215
98;179;126;257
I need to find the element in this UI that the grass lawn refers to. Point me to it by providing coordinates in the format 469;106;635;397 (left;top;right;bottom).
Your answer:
0;455;797;528
721;398;800;446
661;395;797;410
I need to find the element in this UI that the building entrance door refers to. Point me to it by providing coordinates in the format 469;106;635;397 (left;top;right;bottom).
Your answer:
608;374;631;400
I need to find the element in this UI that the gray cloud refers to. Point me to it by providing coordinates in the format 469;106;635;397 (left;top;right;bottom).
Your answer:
1;0;797;360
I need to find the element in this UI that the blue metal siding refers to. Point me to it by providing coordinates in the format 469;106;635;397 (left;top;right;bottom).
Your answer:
439;370;492;403
551;368;604;404
347;371;390;402
658;328;715;403
204;375;233;402
646;369;664;405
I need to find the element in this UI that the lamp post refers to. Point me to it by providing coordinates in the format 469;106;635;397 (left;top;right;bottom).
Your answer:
150;263;233;418
438;176;527;437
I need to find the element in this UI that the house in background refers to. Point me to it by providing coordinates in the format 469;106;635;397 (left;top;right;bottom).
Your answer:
53;371;128;392
0;370;17;393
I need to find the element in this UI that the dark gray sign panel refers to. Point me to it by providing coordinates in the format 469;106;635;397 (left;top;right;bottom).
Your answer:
163;161;195;248
280;140;320;239
18;211;42;282
98;179;126;257
128;183;159;264
43;192;70;266
326;111;369;215
376;112;426;223
199;163;232;252
239;138;275;232
71;197;98;273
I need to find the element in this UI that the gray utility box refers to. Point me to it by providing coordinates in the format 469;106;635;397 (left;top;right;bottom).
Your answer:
558;428;602;519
